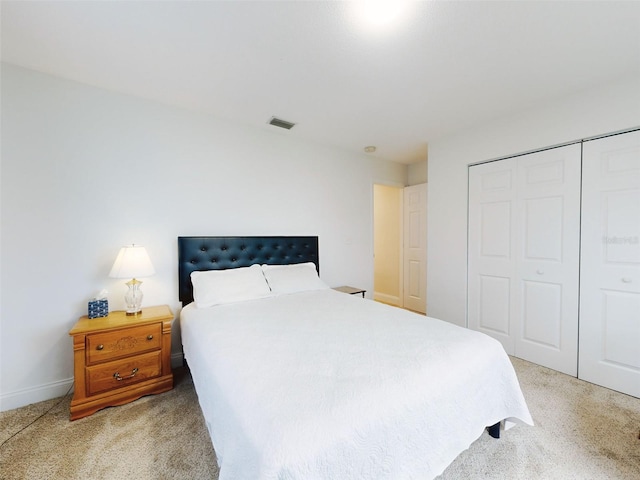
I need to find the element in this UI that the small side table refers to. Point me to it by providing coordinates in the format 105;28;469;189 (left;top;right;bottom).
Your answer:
333;286;366;298
68;305;174;420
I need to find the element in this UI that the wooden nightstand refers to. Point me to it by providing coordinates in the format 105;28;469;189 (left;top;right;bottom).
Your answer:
68;305;174;420
333;286;366;298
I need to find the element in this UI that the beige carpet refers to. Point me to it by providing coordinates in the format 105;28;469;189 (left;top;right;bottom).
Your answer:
1;358;638;479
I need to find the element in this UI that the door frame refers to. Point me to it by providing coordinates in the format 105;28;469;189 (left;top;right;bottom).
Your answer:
372;181;404;307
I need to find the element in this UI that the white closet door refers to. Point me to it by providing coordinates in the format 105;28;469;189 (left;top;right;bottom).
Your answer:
468;160;518;354
579;131;640;397
468;145;581;376
514;146;581;376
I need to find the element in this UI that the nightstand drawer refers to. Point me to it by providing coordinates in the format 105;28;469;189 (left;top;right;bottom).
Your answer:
86;323;162;365
86;350;162;396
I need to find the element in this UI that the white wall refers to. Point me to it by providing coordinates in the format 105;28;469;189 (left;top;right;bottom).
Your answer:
408;160;427;185
427;73;640;327
0;64;407;411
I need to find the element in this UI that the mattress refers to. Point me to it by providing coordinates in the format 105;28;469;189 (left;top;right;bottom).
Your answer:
181;289;533;480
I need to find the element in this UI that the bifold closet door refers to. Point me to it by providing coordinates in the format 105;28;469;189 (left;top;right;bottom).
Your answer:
579;131;640;398
468;159;518;354
468;144;581;376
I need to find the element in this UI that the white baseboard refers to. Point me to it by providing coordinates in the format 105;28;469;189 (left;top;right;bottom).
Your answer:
2;353;186;413
0;377;74;413
373;291;402;307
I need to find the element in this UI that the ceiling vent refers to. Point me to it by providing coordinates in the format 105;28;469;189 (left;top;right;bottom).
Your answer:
268;117;296;130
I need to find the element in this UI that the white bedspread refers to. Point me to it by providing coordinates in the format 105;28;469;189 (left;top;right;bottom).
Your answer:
181;289;533;480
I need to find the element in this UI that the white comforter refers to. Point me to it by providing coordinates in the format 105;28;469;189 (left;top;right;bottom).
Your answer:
181;289;533;480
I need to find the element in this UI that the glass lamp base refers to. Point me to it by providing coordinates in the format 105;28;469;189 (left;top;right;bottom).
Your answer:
124;278;144;315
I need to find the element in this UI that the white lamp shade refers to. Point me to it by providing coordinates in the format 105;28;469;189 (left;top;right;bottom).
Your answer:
109;245;156;279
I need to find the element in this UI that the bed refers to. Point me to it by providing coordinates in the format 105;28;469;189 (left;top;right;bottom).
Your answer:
178;236;533;480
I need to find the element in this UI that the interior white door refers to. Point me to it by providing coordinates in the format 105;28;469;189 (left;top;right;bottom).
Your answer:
403;183;427;313
579;130;640;397
468;145;581;376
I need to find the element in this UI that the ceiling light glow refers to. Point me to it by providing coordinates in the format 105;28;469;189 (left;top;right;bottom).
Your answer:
353;0;413;29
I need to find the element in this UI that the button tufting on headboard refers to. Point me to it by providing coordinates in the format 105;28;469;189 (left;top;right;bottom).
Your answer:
178;236;319;304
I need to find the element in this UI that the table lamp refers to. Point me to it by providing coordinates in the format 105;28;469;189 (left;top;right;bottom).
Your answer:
109;244;156;315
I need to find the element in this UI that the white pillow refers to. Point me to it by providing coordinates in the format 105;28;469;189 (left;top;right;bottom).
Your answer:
191;264;271;308
261;262;329;295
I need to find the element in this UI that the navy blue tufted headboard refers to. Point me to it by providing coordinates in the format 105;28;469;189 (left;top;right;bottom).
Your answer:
178;236;319;304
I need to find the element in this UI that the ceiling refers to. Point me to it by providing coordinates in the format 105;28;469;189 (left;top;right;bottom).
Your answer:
2;1;639;164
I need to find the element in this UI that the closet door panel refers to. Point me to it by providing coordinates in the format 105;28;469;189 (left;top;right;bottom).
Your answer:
468;160;517;353
603;291;640;368
515;146;581;376
478;275;511;335
521;280;562;348
477;198;512;337
524;196;564;261
580;130;640;397
481;201;511;258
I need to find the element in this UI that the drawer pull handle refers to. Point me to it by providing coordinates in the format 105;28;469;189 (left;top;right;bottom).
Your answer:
113;368;139;381
147;335;153;340
96;344;104;351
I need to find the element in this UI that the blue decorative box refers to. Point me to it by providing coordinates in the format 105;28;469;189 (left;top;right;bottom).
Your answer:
88;299;109;319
